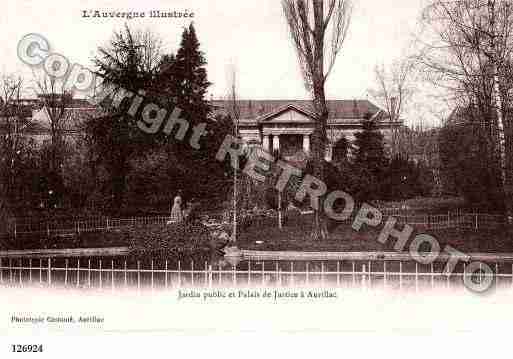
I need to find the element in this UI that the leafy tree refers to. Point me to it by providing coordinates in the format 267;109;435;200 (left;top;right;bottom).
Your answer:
352;116;389;201
439;116;504;212
381;155;433;201
156;24;230;203
158;23;211;121
89;26;163;213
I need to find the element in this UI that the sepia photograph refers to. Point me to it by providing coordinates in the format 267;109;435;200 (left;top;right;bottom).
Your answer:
1;0;513;357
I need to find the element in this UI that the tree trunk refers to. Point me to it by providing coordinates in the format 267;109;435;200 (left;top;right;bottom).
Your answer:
310;82;329;240
489;0;512;222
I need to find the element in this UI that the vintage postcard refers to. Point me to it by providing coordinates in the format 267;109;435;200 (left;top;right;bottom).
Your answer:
1;0;512;357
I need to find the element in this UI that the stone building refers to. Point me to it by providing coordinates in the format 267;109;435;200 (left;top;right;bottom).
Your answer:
212;99;401;161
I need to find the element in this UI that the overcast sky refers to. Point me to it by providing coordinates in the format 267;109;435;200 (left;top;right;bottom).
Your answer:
2;0;439;126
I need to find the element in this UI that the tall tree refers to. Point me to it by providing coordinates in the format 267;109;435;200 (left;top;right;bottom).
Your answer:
439;107;504;211
157;23;229;201
0;74;27;204
369;58;415;156
34;75;74;202
282;0;353;239
352;117;389;202
159;23;212;123
418;0;513;220
90;26;163;212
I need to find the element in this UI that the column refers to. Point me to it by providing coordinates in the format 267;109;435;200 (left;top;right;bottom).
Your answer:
302;134;310;154
325;144;333;162
262;135;270;152
272;134;280;153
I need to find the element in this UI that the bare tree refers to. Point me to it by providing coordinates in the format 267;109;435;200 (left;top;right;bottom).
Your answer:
0;74;29;204
417;0;513;219
369;58;415;156
282;0;353;240
33;74;73;185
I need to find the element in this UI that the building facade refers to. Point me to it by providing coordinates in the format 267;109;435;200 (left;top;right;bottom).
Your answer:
212;99;402;161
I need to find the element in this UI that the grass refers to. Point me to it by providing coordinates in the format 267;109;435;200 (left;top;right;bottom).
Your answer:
237;215;513;253
2;211;512;254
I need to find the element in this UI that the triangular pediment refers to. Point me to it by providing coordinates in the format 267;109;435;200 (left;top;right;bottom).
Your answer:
258;104;317;124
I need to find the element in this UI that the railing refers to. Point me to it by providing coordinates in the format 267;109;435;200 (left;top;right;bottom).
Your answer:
2;210;508;241
0;258;511;291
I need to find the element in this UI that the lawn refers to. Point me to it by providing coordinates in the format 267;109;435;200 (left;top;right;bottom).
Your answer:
237;215;513;253
2;213;512;254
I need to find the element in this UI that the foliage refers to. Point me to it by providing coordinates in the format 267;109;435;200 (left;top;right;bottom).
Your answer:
351;118;389;202
439;118;504;212
380;155;434;201
127;223;211;263
88;24;231;213
89;26;163;212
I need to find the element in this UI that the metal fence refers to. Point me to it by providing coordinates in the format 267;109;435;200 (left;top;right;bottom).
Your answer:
3;210;508;241
6;216;176;239
392;212;506;231
0;258;511;291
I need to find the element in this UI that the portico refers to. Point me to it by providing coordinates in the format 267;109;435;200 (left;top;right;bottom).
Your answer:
212;99;401;162
262;132;312;154
257;104;317;160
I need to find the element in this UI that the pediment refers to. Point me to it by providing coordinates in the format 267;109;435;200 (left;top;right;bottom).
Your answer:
258;104;317;124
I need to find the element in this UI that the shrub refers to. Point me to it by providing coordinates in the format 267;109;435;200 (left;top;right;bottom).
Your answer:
127;222;212;263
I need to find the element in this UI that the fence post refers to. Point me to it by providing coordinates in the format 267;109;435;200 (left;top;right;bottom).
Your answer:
77;259;80;288
13;219;17;241
306;262;309;285
337;261;340;286
47;258;51;286
475;213;479;231
415;262;419;293
383;261;387;288
191;261;195;287
352;261;355;286
204;262;208;287
111;260;114;291
362;264;366;288
399;261;402;290
368;261;371;287
0;258;3;284
99;260;103;289
496;263;499;290
65;259;68;286
248;260;252;286
151;260;154;290
209;265;213;288
262;262;266;286
219;264;222;286
19;259;22;286
321;262;324;286
137;261;141;291
178;261;181;288
431;262;434;289
165;261;169;289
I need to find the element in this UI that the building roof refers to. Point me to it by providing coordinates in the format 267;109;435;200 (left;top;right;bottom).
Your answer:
211;99;388;123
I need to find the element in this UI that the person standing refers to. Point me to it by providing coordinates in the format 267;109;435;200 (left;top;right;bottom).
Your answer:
170;190;184;223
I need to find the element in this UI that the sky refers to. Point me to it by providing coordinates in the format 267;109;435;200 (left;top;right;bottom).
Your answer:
1;0;439;126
